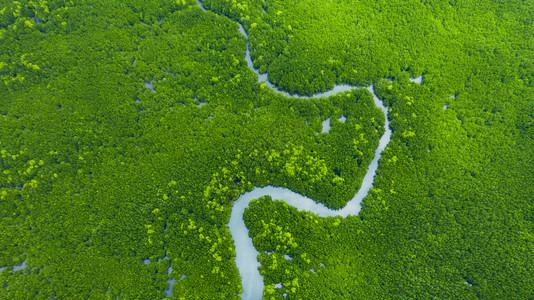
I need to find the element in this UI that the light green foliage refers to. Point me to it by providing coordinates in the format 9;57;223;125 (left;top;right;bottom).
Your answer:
1;0;533;299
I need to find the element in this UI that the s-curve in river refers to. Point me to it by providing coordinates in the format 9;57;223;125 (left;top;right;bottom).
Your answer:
196;1;392;299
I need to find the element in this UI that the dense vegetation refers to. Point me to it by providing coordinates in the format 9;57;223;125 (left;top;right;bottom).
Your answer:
202;0;534;96
245;76;534;298
0;0;533;299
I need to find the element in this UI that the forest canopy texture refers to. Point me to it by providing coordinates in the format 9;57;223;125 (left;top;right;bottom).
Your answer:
0;0;533;299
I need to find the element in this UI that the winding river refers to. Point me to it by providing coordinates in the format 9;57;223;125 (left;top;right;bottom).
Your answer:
196;1;392;299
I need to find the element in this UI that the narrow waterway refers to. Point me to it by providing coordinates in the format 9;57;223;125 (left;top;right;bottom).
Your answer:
195;2;392;299
196;0;358;99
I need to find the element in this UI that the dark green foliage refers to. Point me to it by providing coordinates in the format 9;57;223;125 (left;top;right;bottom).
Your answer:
1;0;533;299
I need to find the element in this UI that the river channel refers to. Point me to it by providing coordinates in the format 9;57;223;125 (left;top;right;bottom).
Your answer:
195;1;393;299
